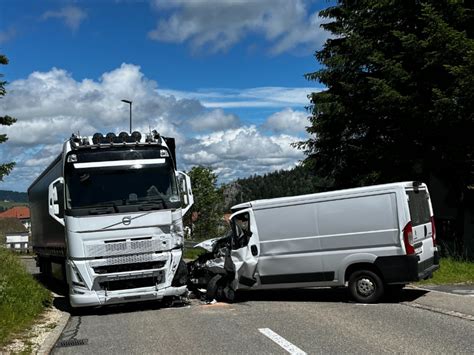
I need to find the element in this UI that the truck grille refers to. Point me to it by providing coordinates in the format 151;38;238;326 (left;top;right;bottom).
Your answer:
86;238;168;257
93;261;166;274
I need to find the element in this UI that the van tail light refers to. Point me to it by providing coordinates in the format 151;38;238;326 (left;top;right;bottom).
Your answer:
403;222;415;255
430;216;436;247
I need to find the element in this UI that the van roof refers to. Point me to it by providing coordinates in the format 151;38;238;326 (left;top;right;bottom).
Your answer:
231;181;426;212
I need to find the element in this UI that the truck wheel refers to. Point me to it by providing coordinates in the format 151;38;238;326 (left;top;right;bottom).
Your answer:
348;270;384;303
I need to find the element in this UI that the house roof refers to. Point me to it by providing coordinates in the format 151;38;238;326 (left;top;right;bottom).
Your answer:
0;206;30;219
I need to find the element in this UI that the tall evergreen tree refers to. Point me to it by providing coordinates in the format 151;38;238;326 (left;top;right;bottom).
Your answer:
297;1;474;191
0;54;16;181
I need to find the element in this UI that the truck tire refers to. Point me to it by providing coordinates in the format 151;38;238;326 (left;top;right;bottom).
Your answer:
38;257;51;278
348;270;384;303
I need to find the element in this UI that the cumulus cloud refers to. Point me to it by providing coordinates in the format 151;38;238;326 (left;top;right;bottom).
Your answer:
181;126;303;181
148;0;328;54
186;109;240;131
42;6;87;31
0;64;308;191
263;108;308;133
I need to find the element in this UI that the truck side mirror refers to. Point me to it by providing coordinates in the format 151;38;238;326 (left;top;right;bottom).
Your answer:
176;171;194;216
48;177;65;226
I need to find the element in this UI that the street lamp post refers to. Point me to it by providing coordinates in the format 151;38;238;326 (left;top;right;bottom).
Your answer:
121;99;132;133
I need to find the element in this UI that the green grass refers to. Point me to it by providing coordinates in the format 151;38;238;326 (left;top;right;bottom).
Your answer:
0;249;51;347
183;247;206;260
417;257;474;285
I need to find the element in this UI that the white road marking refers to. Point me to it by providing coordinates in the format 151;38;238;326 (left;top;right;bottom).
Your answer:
452;289;474;296
258;328;307;355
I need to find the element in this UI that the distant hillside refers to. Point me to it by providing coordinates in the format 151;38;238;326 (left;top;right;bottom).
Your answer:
223;165;333;210
0;190;28;203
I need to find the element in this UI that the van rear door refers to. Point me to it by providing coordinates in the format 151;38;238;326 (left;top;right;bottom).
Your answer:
406;186;436;270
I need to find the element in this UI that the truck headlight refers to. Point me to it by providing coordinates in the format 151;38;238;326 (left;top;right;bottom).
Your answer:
69;261;86;288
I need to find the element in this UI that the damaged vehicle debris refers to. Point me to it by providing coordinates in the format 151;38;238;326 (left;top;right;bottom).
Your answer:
188;182;440;304
187;232;237;302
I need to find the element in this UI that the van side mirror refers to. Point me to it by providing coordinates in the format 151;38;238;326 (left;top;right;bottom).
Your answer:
176;171;194;216
48;177;65;226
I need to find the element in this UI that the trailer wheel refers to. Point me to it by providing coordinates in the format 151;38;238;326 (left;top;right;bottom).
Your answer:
348;270;384;303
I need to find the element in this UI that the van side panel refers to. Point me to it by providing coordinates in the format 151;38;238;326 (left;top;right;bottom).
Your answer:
255;203;323;279
318;193;399;250
319;192;402;282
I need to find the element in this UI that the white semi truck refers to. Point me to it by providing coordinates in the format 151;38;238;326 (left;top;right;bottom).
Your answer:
29;130;193;307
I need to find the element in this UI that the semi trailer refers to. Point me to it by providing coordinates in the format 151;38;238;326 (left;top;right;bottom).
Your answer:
29;130;193;307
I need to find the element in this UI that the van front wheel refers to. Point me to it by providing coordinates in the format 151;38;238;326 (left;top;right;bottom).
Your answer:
348;270;384;303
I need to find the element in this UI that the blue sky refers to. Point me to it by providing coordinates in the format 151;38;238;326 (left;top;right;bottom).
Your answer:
0;0;331;192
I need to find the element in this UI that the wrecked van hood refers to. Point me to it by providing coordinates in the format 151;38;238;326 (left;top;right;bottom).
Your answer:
194;237;223;252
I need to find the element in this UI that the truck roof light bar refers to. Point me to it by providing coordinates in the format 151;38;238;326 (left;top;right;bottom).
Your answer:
70;130;164;149
92;133;103;144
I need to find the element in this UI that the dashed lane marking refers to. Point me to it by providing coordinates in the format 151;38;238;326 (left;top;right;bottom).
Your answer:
258;328;307;355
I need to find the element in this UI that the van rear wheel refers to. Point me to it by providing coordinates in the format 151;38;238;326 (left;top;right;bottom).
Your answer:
348;270;384;303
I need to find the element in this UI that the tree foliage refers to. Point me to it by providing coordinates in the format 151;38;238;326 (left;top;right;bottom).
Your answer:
0;54;16;181
186;166;223;240
223;165;333;210
298;1;474;190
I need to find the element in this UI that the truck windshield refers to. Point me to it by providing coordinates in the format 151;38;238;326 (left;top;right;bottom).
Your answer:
64;148;180;214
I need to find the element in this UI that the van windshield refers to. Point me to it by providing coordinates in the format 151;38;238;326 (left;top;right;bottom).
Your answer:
407;190;431;226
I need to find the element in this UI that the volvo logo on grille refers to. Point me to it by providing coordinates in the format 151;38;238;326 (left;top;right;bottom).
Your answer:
122;216;132;225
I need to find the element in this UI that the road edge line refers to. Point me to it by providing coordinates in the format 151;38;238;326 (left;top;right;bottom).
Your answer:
407;284;473;297
402;302;474;321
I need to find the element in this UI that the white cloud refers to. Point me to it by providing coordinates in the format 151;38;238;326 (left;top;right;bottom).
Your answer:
186;109;240;131
157;86;321;109
181;126;303;181
0;65;309;191
42;6;87;31
263;108;308;133
148;0;328;55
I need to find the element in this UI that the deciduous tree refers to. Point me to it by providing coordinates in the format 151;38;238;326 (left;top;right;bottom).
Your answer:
0;54;16;181
186;166;223;240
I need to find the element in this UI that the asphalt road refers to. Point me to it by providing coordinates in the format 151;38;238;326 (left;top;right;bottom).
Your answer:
48;289;472;354
21;257;473;354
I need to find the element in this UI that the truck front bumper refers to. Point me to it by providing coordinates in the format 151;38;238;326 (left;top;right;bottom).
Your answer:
69;285;187;308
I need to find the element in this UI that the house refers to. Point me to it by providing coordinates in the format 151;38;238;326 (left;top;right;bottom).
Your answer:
0;206;31;231
0;217;29;252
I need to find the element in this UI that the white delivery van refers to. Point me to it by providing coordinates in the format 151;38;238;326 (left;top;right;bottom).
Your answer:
189;181;439;303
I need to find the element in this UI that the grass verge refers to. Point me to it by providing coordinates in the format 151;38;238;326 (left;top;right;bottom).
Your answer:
417;257;474;285
0;249;51;347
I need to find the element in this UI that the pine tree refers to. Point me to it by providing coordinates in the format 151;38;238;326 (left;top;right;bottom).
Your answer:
297;1;474;190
